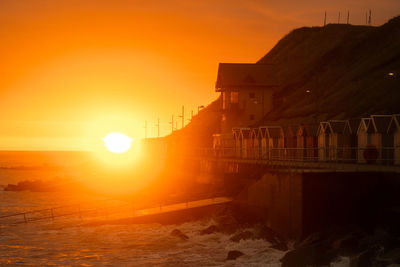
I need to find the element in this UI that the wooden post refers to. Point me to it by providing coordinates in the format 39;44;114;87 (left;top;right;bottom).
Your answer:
23;213;27;223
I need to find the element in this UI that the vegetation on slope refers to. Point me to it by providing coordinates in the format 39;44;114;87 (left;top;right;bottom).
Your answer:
258;16;400;125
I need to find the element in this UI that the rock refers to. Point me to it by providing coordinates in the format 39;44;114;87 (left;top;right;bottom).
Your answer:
226;250;244;260
216;215;241;234
230;230;254;242
332;233;361;256
199;225;219;235
257;225;285;246
281;242;336;267
381;248;400;263
271;242;289;251
355;246;384;267
170;229;188;240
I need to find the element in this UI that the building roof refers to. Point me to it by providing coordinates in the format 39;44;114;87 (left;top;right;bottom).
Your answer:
357;118;371;135
327;120;350;134
265;126;283;139
215;63;278;91
317;122;330;135
348;118;361;134
368;115;392;133
388;114;400;133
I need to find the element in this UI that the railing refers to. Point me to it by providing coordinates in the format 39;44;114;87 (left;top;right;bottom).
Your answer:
193;146;400;166
0;197;233;225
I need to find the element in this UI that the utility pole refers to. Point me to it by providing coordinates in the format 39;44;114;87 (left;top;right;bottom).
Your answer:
155;118;160;137
169;115;174;133
178;105;184;129
347;11;349;24
144;120;148;139
338;12;340;24
191;110;193;120
324;11;327;26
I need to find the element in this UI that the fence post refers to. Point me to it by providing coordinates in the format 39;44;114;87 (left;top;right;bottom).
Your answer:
23;213;27;223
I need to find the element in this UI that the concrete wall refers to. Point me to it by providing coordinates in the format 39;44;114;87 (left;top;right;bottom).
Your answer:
246;172;303;239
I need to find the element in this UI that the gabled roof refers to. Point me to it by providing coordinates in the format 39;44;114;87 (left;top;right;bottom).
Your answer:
327;120;350;134
284;125;297;138
348;118;361;134
258;127;268;138
250;128;258;138
388;114;400;133
265;126;283;139
239;128;252;138
215;63;278;91
357;118;371;135
317;122;330;135
368;115;392;133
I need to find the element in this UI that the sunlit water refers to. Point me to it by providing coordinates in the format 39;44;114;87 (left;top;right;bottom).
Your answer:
0;191;285;266
0;152;284;266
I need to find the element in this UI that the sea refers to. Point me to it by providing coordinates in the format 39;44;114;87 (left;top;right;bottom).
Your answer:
0;151;291;266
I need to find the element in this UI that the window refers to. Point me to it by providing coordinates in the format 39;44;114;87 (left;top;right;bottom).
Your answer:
249;114;255;120
230;91;239;104
249;92;255;98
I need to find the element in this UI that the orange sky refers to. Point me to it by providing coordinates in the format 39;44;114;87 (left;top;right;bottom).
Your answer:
0;0;399;150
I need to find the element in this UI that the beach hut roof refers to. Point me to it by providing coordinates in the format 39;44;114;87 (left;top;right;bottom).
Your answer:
388;114;400;133
348;118;361;134
240;128;252;138
296;124;318;136
317;122;330;135
327;120;350;134
357;118;371;135
368;115;392;133
265;126;283;139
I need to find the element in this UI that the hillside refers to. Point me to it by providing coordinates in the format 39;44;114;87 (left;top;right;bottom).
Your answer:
258;16;400;125
170;16;400;144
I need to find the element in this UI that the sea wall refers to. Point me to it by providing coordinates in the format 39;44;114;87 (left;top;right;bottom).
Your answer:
241;170;400;239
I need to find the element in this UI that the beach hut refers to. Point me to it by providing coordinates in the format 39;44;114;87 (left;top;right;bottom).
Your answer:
326;120;352;161
317;122;330;161
357;118;372;163
258;127;269;159
232;128;241;158
367;115;393;164
240;128;252;159
388;115;400;165
348;118;361;162
304;124;319;161
252;128;261;159
296;125;306;161
297;124;318;161
265;126;284;160
285;126;298;160
248;128;258;159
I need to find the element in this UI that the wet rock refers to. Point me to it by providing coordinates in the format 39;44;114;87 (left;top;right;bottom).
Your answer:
271;242;289;251
230;230;254;242
216;215;241;234
332;233;361;256
257;225;286;246
170;229;188;240
355;246;384;267
199;225;219;235
281;242;336;267
226;250;244;260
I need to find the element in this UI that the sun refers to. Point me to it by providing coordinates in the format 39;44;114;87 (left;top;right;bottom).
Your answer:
103;132;133;153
